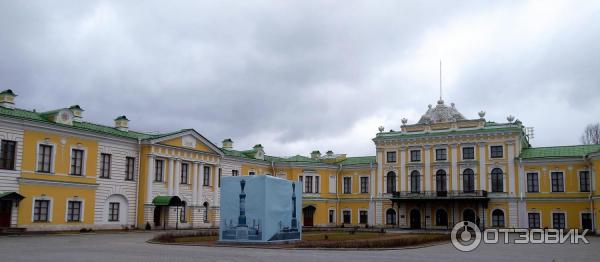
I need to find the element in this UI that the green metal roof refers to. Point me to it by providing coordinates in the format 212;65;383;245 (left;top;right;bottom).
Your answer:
152;196;183;206
375;122;524;140
338;156;376;165
0;89;16;96
0;106;167;140
520;145;600;159
0;191;25;201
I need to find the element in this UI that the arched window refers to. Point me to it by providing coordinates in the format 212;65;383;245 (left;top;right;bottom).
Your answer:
435;209;448;226
491;168;504;192
492;209;505;227
386;171;396;193
463;169;475;193
435;170;447;193
410;171;421;193
203;202;209;223
386;209;396;225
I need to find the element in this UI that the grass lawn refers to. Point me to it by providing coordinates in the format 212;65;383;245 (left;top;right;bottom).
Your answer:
152;230;449;248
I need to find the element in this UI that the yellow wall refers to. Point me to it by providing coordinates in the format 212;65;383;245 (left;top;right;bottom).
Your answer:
18;184;96;226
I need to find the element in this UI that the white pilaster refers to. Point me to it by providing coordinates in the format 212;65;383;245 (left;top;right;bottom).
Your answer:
507;142;515;194
174;159;181;196
192;162;198;206
377;150;383;196
424;145;431;191
479;143;486;191
168;158;174;196
451;144;458;191
146;154;155;204
400;147;406;192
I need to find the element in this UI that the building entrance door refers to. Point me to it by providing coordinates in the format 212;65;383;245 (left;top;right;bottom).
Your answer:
410;209;421;229
0;200;12;228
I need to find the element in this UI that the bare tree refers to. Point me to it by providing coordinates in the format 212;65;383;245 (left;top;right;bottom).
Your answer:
581;123;600;144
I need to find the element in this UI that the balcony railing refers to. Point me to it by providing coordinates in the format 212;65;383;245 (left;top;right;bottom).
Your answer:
391;190;488;200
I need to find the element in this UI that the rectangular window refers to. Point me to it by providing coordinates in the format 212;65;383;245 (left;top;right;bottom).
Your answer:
527;172;539;193
67;201;82;222
248;171;255;176
528;213;540;228
218;168;222;187
108;202;120;222
551;172;564;192
360;177;369;193
305;176;313;193
343;177;351;194
0;140;16;170
203;166;210;186
37;144;53;173
359;211;368;224
410;150;421;162
386;151;396;163
125;157;135;181
490;146;503;158
582;213;592;230
343;210;351;224
552;213;565;229
70;149;84;176
579;171;590;192
154;159;164;182
33;199;50;222
462;147;475;160
314;176;319;193
328;176;337;193
435;148;447;161
100;153;111;179
328;210;335;224
180;163;189;184
232;170;239;176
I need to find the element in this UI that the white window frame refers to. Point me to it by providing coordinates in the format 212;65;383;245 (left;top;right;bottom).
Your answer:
526;171;540;193
65;198;85;222
341;208;352;224
358;208;369;224
68;145;87;176
551;211;567;229
328;175;337;193
527;210;542;228
35;140;56;173
154;158;166;182
490;208;506;228
488;144;504;160
342;176;352;194
328;208;336;224
386;151;397;163
434;146;448;162
580;211;593;230
460;145;476;161
31;196;53;222
550;170;565;193
577;169;591;192
359;175;369;194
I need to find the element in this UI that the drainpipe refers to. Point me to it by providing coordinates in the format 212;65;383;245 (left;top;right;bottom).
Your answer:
369;161;374;227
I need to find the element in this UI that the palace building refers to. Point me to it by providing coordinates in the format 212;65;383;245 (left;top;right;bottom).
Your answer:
0;89;598;232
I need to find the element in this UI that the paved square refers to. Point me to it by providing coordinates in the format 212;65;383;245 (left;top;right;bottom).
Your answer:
0;232;598;262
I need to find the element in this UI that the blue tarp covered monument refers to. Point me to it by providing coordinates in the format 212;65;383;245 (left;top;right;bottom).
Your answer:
220;175;302;242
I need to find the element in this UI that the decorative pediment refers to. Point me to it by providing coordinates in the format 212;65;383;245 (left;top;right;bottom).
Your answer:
150;129;223;155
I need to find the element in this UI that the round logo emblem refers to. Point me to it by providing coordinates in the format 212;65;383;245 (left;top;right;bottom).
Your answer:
451;221;482;252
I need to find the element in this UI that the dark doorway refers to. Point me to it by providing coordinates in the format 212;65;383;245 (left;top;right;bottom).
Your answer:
153;206;162;227
0;200;11;227
410;209;421;229
463;209;476;224
303;206;316;226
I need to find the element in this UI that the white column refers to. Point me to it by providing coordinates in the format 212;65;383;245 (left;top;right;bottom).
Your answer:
192;162;198;206
146;154;155;204
174;159;181;196
198;162;205;205
479;143;486;191
424;145;431;191
451;144;458;191
377;150;383;196
212;164;219;206
507;142;515;194
168;158;174;196
399;147;406;192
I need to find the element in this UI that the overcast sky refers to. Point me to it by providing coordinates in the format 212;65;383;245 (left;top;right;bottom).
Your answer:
1;0;599;157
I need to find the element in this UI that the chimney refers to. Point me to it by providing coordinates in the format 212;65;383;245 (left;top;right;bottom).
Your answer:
310;150;321;160
69;105;84;122
114;115;129;131
326;150;334;157
222;138;233;149
0;89;17;109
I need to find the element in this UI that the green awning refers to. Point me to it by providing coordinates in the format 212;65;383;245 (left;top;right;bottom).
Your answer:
152;196;183;206
0;192;25;201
